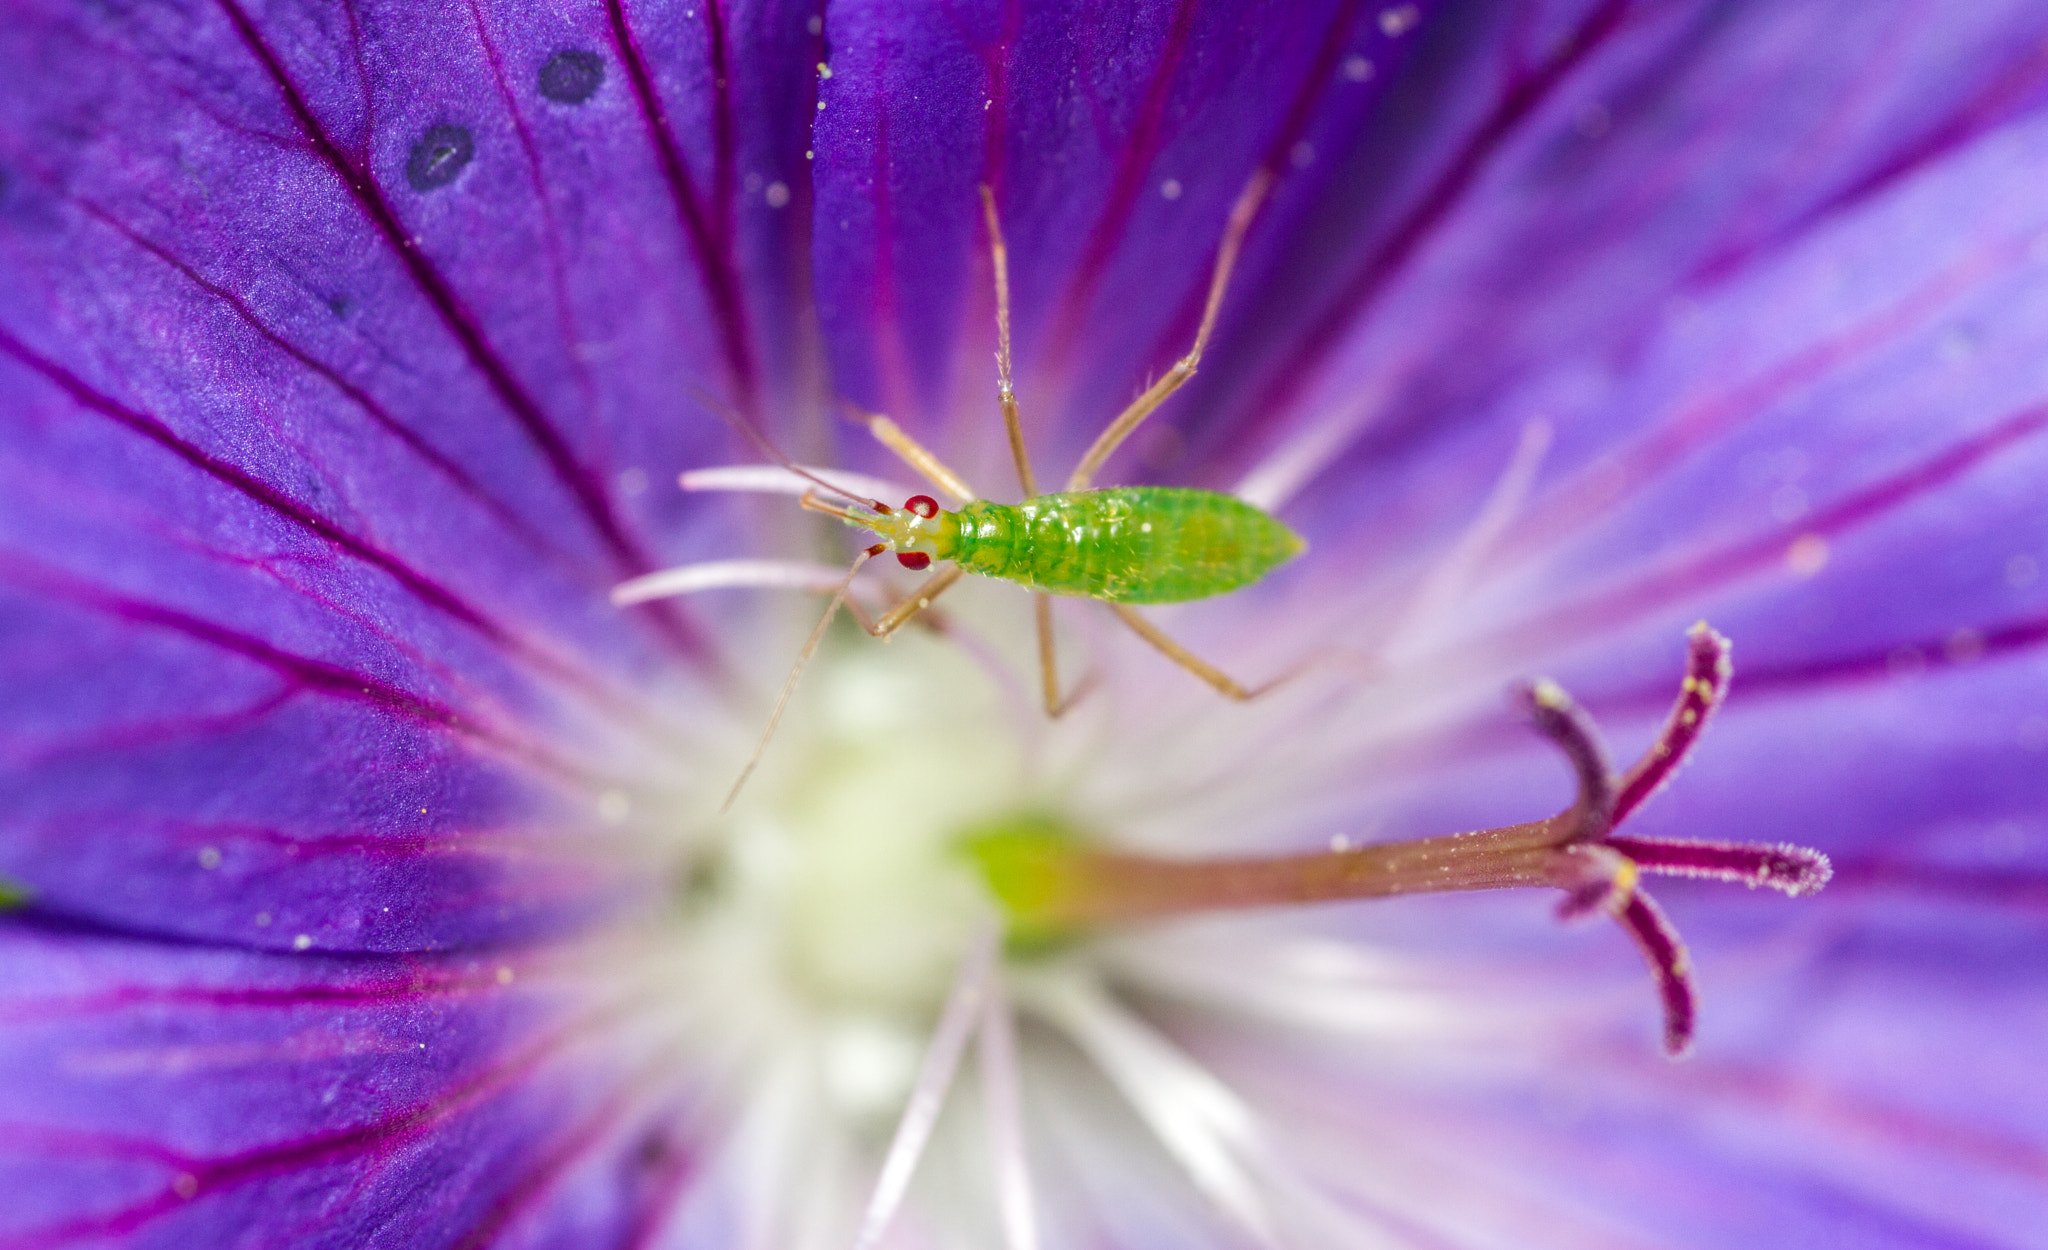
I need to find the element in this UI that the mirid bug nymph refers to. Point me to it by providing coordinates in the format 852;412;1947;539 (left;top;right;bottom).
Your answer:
622;170;1306;806
812;486;1302;605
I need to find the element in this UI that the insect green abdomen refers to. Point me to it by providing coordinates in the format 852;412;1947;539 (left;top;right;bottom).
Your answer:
941;487;1304;604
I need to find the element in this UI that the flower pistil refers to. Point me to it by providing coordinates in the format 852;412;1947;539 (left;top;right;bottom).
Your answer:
968;623;1832;1055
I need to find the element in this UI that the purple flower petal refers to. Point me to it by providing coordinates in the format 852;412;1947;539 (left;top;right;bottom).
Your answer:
0;924;700;1247
0;0;828;950
4;0;2047;1245
810;0;1439;474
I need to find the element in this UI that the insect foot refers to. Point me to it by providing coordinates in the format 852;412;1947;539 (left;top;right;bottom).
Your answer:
966;622;1831;1056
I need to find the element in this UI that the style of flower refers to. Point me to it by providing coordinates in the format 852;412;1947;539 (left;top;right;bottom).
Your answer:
2;2;2044;1248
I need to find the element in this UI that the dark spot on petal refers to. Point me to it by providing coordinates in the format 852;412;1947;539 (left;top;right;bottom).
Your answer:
405;124;474;192
538;49;605;104
324;294;352;319
636;1130;673;1166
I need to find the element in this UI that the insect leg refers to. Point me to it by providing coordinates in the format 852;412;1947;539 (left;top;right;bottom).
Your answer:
1065;167;1274;492
865;566;967;639
722;543;886;811
978;186;1072;717
1108;603;1286;701
847;405;979;504
1034;595;1062;715
979;185;1039;498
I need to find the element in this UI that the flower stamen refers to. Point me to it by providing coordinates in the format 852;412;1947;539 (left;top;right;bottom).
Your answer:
608;557;858;605
853;920;1001;1250
976;970;1041;1250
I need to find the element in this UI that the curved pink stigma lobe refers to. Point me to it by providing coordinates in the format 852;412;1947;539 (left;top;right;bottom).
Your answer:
1519;678;1618;842
986;624;1826;1056
1604;834;1833;896
1615;621;1732;823
1617;890;1698;1056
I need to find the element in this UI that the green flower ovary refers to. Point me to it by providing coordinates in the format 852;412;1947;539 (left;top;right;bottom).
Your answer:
958;812;1094;951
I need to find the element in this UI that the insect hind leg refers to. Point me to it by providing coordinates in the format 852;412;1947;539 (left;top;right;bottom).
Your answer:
846;404;978;504
1108;603;1289;702
865;566;966;639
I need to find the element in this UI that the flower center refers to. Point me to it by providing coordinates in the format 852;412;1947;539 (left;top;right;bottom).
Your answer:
729;629;1021;1015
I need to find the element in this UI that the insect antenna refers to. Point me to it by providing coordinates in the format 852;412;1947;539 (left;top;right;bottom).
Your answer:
722;542;887;812
797;489;865;523
688;387;892;512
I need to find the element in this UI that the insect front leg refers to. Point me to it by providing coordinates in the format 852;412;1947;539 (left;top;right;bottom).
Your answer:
848;406;978;504
865;566;967;639
723;543;889;811
1065;168;1273;493
1108;603;1289;702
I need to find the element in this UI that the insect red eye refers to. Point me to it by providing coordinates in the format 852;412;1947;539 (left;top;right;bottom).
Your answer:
905;495;939;518
895;551;932;570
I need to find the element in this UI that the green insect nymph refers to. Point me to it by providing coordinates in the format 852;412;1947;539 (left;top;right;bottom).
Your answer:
634;168;1307;807
841;487;1303;605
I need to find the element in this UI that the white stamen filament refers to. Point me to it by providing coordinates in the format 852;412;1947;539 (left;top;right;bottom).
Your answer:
1229;346;1423;512
1019;968;1279;1247
682;463;916;505
729;1049;832;1250
978;970;1040;1250
1109;933;1472;1040
610;558;858;605
853;920;1000;1250
1381;418;1554;660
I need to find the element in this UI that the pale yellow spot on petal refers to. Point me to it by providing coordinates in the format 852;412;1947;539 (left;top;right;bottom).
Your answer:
1785;532;1829;578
